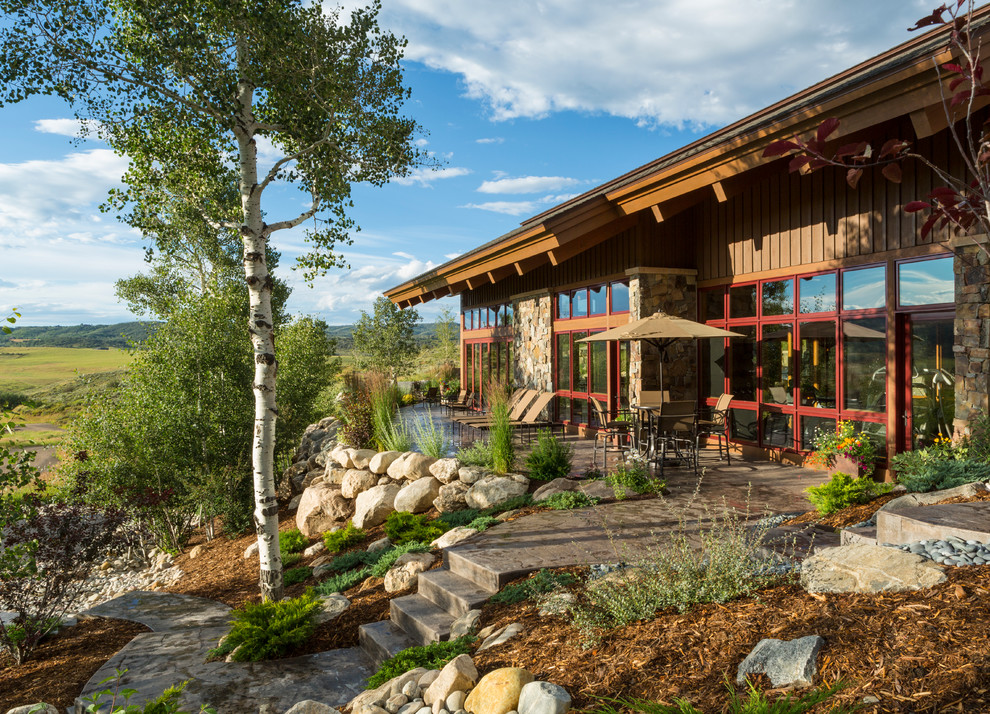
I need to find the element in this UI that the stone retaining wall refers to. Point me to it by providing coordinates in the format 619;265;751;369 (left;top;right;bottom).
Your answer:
513;292;553;393
953;242;990;436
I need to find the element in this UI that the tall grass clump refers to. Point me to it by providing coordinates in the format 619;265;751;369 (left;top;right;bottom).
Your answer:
525;428;572;481
368;372;411;452
486;377;515;474
413;407;450;458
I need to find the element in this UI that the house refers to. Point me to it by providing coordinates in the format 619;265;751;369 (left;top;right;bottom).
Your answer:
384;14;990;462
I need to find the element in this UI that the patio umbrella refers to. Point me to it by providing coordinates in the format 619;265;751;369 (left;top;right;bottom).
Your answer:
576;311;744;395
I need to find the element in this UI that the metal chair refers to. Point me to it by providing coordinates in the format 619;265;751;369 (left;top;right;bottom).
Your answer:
695;393;733;463
589;396;631;468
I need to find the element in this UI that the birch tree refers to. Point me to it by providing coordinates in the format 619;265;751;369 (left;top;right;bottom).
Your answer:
0;0;423;600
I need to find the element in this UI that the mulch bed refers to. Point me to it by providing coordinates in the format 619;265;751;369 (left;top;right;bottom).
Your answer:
0;617;150;711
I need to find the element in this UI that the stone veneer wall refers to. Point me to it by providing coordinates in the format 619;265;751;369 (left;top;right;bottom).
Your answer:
628;269;698;404
513;292;554;393
953;243;990;436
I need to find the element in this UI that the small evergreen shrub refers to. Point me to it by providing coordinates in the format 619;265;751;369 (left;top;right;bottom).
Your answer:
366;636;474;689
592;681;854;714
326;549;378;573
805;472;892;514
607;455;663;498
542;491;598;510
282;552;303;568
525;429;573;481
315;567;371;595
283;566;313;587
467;515;500;531
482;493;532;514
383;511;446;546
490;569;577;605
456;440;493;468
209;592;320;662
436;508;482;528
369;541;432;578
279;529;308;555
323;523;366;553
895;458;990;493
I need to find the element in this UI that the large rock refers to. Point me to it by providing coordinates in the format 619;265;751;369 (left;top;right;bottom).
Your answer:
384;552;435;593
350;669;429;711
314;593;350;624
457;466;487;484
464;668;535;714
350;449;379;470
353;483;402;529
449;609;481;638
578;480;616;500
387;452;414;479
465;476;528;510
736;635;825;688
324;465;347;486
801;543;946;593
880;481;990;511
342;469;379;499
331;445;354;469
431;526;476;550
423;654;477;706
296;483;354;537
429;458;462;484
370;451;404;475
532;478;580;502
478;622;524;651
7;705;58;714
284;702;341;714
518;682;571;714
395;477;442;514
396;453;437;481
434;481;470;513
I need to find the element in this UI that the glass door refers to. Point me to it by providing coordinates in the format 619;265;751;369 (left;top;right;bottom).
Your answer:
902;314;955;449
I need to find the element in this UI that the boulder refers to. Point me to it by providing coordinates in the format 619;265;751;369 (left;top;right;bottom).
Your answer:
478;622;524;651
385;694;409;714
434;482;470;513
188;544;205;559
532;478;581;502
314;593;350;624
449;609;481;639
368;536;392;552
423;654;478;706
243;541;259;559
350;449;379;470
384;553;435;593
464;668;535;714
429;458;462;484
398;453;437;481
457;466;487;484
419;670;441;688
445;691;467;714
395;477;443;514
296;483;354;537
342;469;379;499
518;682;571;714
349;668;428;711
371;451;404;475
387;452;413;479
288;495;302;513
324;465;347;486
578;480;616;500
736;635;825;688
7;705;58;714
284;703;341;714
465;476;528;510
801;543;946;593
286;461;311;494
880;481;990;512
431;527;476;550
353;483;402;529
331;445;354;469
302;470;325;491
304;541;326;558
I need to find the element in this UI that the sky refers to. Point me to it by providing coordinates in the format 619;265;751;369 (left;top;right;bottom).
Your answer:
0;0;939;326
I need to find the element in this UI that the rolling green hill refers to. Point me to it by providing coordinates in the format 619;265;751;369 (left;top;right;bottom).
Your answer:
0;322;157;349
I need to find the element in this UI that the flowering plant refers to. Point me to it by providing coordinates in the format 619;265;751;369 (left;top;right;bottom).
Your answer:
807;421;879;477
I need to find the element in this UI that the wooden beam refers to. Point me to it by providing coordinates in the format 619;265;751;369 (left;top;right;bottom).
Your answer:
650;204;663;223
487;266;516;284
513;255;550;277
712;181;728;203
649;189;709;223
431;286;452;300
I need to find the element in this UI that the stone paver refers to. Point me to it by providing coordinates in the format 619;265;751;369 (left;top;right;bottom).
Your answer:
84;590;232;631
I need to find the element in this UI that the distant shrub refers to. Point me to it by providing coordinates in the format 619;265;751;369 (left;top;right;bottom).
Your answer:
436;508;482;528
279;529;308;555
525;429;573;481
315;567;370;595
490;569;577;605
338;389;374;449
896;458;990;493
805;472;892;514
383;511;446;546
283;566;313;587
542;491;598;511
323;523;366;553
209;592;320;662
282;552;303;568
366;636;474;689
456;440;493;469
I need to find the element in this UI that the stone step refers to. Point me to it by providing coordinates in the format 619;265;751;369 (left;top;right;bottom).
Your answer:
417;568;496;618
876;502;990;545
445;548;507;592
358;620;417;669
390;594;454;646
840;525;878;546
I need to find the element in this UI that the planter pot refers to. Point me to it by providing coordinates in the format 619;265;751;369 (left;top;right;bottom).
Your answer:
830;454;863;478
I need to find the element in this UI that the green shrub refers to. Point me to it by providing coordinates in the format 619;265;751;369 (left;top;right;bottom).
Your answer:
366;636;474;689
323;523;367;553
383;511;447;546
400;393;418;406
525;429;573;481
481;493;533;514
209;592;320;662
80;671;216;713
282;552;303;568
279;529;308;555
283;566;313;587
805;472;892;514
467;515;500;531
541;491;598;510
436;508;482;528
607;455;663;498
593;680;854;714
338;389;374;449
895;457;990;493
369;541;433;578
490;569;577;605
326;549;378;573
457;439;493;469
315;567;371;595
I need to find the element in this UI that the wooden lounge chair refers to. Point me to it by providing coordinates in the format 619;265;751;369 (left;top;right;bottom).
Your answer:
471;392;559;442
443;390;470;416
454;389;536;425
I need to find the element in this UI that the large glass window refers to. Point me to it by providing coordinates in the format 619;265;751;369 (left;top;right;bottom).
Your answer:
842;265;886;311
590;285;607;315
762;279;794;316
800;415;836;450
728;325;757;401
557;293;571;320
842;317;886;412
610;281;630;313
898;256;954;307
761;324;794;405
799;273;837;313
702;290;725;321
590;340;608;393
910;318;955;447
730;409;759;442
574;331;589;392
556;333;571;391
700;338;726;400
571;290;588;318
799;321;837;408
729;285;758;318
762;411;793;448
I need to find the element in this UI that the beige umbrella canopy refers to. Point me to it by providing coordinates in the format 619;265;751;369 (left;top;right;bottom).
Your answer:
576;311;744;393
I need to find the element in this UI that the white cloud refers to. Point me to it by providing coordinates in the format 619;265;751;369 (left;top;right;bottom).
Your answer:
391;166;472;187
415;138;430;147
34;118;87;138
478;175;582;194
476;137;505;144
379;0;932;128
461;200;539;216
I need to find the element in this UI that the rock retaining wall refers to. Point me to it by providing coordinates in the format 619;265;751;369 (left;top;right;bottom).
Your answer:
953;242;990;436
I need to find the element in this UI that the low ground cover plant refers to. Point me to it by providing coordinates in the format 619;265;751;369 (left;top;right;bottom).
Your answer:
525;429;573;481
283;566;313;587
279;529;308;555
890;432;990;492
456;439;494;469
323;522;366;553
541;491;598;510
316;567;370;595
805;472;892;514
208;592;320;662
81;669;217;713
366;636;473;689
384;511;446;546
467;515;501;531
490;568;577;605
314;541;432;595
606;454;664;498
594;680;854;714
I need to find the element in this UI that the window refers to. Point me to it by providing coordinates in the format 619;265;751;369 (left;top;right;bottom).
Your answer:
463;302;513;331
799;273;837;313
729;285;758;318
841;265;886;311
898;255;954;307
556;280;629;321
762;279;793;316
610;281;630;313
590;285;607;315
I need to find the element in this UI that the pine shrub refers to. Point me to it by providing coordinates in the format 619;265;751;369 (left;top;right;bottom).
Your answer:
383;511;446;546
525;429;573;481
805;472;892;514
210;592;320;662
279;529;308;555
283;566;312;587
541;491;597;510
315;567;371;595
366;636;474;689
323;523;366;553
490;569;577;605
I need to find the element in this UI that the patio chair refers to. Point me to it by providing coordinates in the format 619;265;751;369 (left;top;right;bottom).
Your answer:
424;386;441;407
654;400;698;476
443;390;470;416
589;396;630;468
695;393;733;464
470;392;558;442
454;389;536;426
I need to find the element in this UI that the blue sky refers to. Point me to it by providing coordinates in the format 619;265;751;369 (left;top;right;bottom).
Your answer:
0;0;936;326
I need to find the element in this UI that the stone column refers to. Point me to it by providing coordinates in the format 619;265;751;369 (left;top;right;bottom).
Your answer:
512;291;553;392
627;268;698;403
953;242;990;436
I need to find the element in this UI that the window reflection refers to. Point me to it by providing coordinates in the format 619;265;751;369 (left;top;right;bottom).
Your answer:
842;318;886;412
842;266;886;310
702;290;725;321
910;318;955;447
762;411;793;448
730;285;758;318
761;324;793;404
700;338;726;400
762;280;793;316
730;408;758;442
590;285;607;315
557;293;570;319
591;340;608;393
728;325;757;401
611;282;630;313
799;321;836;408
899;256;954;306
800;415;836;451
574;332;588;391
799;273;837;313
556;334;570;391
572;290;588;318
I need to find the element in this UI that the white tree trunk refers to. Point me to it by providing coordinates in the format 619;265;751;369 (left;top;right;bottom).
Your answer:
236;69;283;602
